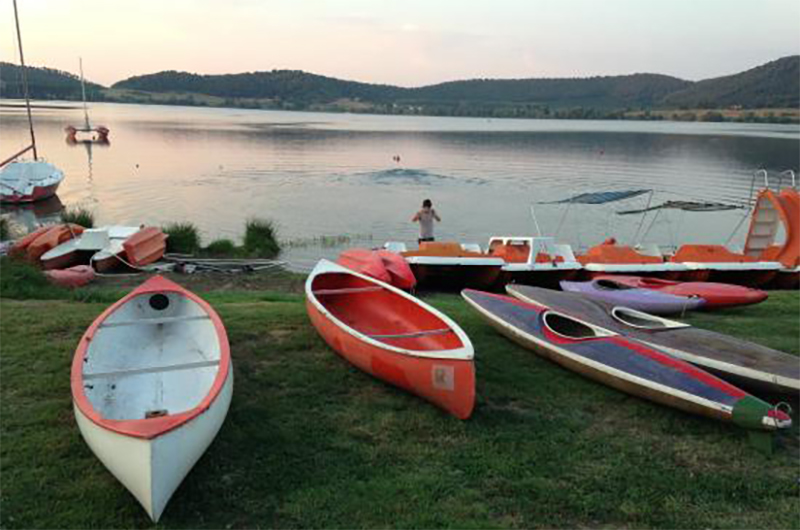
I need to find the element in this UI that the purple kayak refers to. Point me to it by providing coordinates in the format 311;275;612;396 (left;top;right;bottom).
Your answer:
560;278;705;315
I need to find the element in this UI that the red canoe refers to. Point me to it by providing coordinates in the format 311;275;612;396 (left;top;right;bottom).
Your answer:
306;259;475;419
376;249;416;290
337;248;392;284
593;275;768;309
26;224;84;262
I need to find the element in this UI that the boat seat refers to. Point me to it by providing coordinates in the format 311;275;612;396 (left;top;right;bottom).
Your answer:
313;286;384;295
99;314;211;328
368;328;452;339
83;359;220;381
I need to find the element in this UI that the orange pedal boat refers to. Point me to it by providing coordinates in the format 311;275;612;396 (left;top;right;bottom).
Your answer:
306;259;475;419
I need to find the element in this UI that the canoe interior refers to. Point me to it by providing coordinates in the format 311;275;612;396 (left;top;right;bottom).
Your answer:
312;272;463;351
83;291;221;421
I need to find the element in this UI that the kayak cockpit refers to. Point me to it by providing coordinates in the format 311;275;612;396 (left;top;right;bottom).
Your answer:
610;306;690;330
542;311;616;340
82;292;221;421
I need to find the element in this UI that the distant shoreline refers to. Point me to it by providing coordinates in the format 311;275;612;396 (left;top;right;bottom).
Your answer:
2;95;797;125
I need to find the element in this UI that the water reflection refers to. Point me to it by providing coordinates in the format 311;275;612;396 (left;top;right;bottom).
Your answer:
0;195;64;233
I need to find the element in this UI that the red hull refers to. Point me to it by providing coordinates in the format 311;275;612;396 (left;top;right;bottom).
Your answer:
594;275;769;309
306;261;475;419
337;248;392;284
376;250;416;290
122;226;167;267
0;181;61;204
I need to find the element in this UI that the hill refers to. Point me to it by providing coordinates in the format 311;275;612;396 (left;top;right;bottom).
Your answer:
0;62;105;100
662;56;799;109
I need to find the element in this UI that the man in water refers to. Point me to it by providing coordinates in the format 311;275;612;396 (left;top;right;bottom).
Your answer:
412;199;441;244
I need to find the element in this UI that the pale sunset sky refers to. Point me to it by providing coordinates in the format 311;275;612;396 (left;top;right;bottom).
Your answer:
2;0;799;87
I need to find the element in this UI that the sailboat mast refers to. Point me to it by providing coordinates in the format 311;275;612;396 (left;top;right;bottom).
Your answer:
80;57;90;129
12;0;37;160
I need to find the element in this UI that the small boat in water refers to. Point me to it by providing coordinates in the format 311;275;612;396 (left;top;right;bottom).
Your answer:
306;259;475;419
385;241;504;290
72;275;233;521
462;289;791;430
560;278;705;315
507;284;800;395
64;58;110;144
591;275;768;309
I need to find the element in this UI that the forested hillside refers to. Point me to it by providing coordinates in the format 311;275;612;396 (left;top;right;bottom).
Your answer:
0;62;105;100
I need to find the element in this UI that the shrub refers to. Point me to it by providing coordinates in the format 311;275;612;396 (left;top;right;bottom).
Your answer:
61;207;95;228
163;222;201;254
244;218;281;258
203;238;237;257
0;217;8;241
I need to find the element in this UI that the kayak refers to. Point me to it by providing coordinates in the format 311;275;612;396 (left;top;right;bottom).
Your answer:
592;275;768;309
507;284;800;395
560;278;705;315
306;259;475;419
72;275;233;521
462;288;791;431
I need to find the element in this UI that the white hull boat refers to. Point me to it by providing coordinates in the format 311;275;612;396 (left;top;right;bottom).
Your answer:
71;275;233;521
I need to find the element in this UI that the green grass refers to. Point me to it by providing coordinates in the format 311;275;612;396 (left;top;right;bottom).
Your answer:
244;217;281;258
0;284;798;528
163;222;201;254
60;207;95;228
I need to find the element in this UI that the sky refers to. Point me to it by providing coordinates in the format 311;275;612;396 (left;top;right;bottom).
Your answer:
2;0;799;87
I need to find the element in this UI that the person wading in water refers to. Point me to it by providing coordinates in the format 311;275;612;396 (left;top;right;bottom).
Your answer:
412;199;441;244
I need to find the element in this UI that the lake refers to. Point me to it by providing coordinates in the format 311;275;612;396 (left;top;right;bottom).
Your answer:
1;101;798;269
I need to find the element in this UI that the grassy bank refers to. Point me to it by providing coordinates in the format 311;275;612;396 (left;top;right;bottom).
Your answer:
0;275;798;528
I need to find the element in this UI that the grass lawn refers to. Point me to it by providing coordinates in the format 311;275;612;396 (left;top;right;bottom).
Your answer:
0;270;798;529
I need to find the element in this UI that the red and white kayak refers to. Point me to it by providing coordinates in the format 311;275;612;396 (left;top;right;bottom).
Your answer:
592;275;768;309
71;276;233;521
306;259;475;419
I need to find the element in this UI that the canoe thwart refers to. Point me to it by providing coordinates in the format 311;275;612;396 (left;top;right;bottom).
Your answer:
313;286;384;295
99;314;211;328
83;359;221;381
368;328;453;339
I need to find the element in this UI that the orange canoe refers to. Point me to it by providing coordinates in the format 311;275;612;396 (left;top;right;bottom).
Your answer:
26;224;84;262
306;259;475;419
122;226;168;267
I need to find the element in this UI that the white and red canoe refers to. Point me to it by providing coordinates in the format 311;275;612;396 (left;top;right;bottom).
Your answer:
71;275;233;522
306;259;475;419
0;160;64;203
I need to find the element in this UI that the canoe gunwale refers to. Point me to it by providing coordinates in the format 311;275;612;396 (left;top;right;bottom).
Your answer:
306;260;473;361
71;276;231;440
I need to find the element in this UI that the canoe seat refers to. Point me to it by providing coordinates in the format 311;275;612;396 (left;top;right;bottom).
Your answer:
313;286;384;295
368;328;452;339
99;314;211;328
84;359;220;381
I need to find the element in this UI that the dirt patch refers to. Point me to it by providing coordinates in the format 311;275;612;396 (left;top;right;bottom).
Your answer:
93;269;306;294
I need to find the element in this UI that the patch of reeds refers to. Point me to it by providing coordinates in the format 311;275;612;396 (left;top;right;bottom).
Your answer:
244;218;281;258
163;222;201;254
60;207;95;228
203;238;238;257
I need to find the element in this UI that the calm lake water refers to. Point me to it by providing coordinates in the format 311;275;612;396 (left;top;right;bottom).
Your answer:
1;101;798;269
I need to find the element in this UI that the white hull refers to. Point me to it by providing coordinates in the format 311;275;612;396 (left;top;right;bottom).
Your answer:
74;369;233;522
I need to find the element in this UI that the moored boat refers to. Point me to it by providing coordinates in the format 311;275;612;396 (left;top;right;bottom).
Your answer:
488;236;582;287
0;161;64;204
306;259;475;419
462;289;791;430
507;284;800;395
577;238;688;280
591;275;768;309
71;275;232;521
560;278;705;315
386;241;504;290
